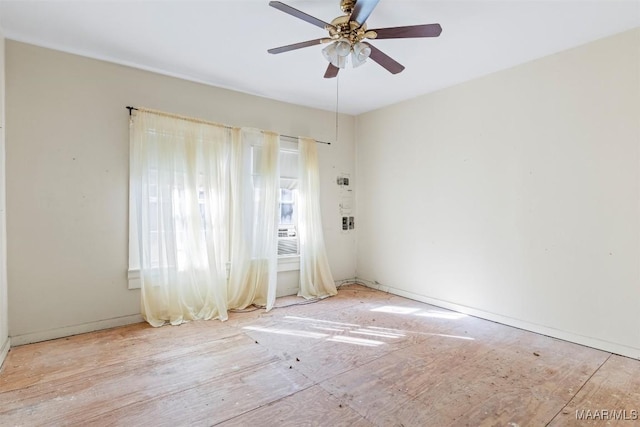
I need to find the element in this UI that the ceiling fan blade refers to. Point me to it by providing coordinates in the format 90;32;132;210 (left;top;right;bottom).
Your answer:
350;0;381;26
363;42;405;74
269;1;330;29
324;63;340;79
268;38;331;54
371;23;442;39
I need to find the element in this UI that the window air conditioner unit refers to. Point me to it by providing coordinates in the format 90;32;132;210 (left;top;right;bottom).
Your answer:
278;226;298;256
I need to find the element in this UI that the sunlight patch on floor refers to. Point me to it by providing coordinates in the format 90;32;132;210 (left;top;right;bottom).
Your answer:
370;306;421;315
284;316;360;328
242;326;327;339
350;329;404;339
243;311;475;347
327;335;384;347
371;305;468;320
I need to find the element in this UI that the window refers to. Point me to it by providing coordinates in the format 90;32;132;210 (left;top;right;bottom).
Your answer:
130;130;299;290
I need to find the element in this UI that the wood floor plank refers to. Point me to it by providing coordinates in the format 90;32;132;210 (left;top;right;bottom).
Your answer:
81;359;313;427
0;334;281;425
320;333;608;426
240;312;418;383
0;320;240;392
319;334;495;425
548;354;640;426
242;333;392;384
409;336;608;426
218;385;374;427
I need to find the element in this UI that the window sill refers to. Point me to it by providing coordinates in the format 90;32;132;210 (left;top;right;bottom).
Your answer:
128;269;141;290
128;256;300;290
278;255;300;272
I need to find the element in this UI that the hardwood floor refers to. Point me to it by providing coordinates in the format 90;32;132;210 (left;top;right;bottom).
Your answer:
1;284;639;426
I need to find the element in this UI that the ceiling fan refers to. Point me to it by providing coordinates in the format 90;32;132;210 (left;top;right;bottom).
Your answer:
267;0;442;78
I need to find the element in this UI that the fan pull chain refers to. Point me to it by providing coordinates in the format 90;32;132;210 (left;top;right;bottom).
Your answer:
335;73;340;144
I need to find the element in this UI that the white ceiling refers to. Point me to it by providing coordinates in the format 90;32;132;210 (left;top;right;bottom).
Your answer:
1;0;639;115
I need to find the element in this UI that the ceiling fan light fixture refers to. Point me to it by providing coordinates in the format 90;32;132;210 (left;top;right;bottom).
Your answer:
322;40;350;68
321;42;337;62
335;40;351;57
352;41;371;67
333;55;347;69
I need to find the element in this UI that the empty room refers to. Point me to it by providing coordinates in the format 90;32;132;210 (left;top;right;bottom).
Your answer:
0;0;639;425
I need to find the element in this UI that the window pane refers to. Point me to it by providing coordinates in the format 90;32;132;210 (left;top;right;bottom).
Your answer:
279;188;296;225
280;150;298;179
280;203;294;224
280;188;294;202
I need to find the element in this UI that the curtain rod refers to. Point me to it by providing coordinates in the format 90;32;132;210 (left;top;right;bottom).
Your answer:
126;106;331;145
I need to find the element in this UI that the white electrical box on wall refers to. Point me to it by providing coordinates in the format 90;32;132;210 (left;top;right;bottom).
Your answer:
338;173;354;233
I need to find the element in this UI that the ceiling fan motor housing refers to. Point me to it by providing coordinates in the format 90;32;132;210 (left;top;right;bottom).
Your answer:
328;16;374;46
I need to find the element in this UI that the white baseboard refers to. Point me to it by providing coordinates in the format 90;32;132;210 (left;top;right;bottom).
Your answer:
355;278;640;360
10;314;144;347
0;336;10;369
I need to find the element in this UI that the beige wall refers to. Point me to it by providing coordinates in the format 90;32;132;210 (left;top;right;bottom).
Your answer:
6;41;356;343
356;28;640;358
0;30;9;366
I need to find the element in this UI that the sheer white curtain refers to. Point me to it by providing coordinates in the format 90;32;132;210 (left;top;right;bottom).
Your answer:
227;129;280;310
130;110;331;325
297;137;337;299
130;111;230;326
